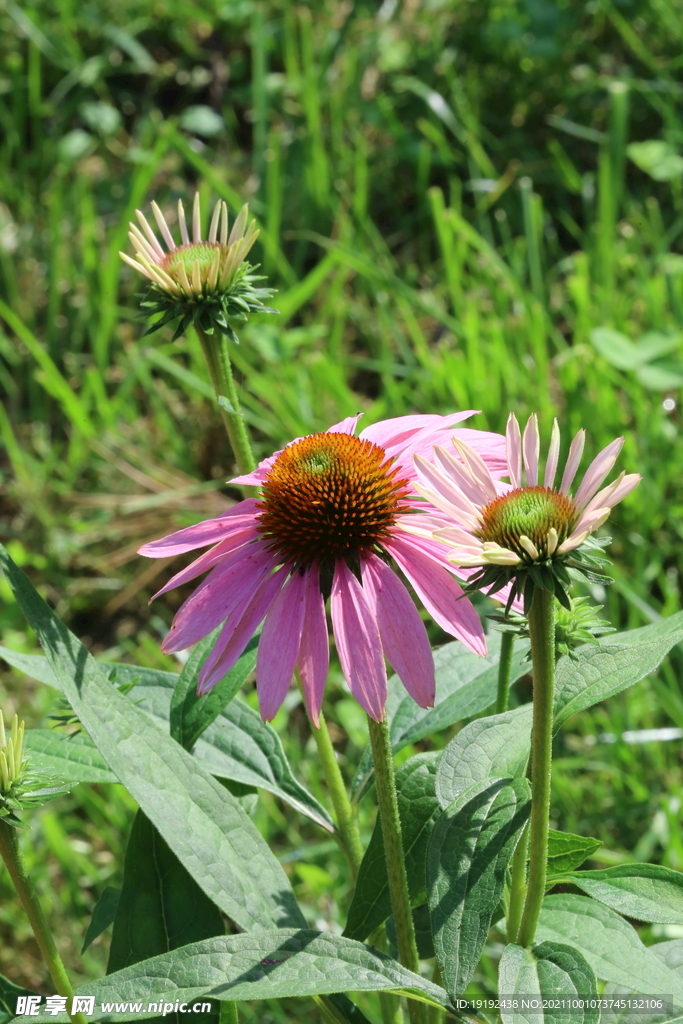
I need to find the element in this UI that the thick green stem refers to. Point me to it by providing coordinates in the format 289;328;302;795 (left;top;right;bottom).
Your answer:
220;1002;238;1024
367;716;425;1024
195;325;255;476
495;632;515;714
516;588;556;948
308;709;364;880
0;821;87;1024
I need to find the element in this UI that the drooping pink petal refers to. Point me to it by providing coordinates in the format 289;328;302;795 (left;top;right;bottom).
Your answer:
506;413;522;488
138;498;260;556
231;457;279;486
296;566;330;728
523;414;540;486
330;560;387;721
197;565;288;694
450;430;508;477
162;542;276;653
415;450;486;510
574;506;612;536
361;553;435;708
544;419;561;488
574;437;624;509
384;533;486;656
151;524;260;599
559;429;586;494
588;472;640;512
256;571;307;721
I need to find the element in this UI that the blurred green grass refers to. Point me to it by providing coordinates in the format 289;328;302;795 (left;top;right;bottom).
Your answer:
1;0;683;1015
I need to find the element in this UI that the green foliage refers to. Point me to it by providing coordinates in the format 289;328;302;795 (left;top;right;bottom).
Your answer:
546;830;602;878
562;864;683;925
498;942;599;1024
427;778;531;998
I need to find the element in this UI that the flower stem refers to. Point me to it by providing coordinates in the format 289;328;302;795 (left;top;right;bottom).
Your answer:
307;707;364;881
516;587;556;948
495;632;515;714
0;821;88;1024
195;325;255;475
367;715;425;1024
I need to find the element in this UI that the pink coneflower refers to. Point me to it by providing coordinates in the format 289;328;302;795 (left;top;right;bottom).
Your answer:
411;412;641;613
139;413;507;724
119;193;277;341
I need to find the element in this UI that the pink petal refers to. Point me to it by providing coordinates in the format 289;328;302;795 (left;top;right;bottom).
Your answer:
361;554;435;708
330;560;387;721
256;571;307;721
197;565;288;693
327;414;363;435
450;439;498;501
360;411;476;452
574;437;624;509
523;414;540;486
138;499;260;556
506;413;522;488
162;543;275;653
544;419;561;489
574;506;611;536
296;566;330;728
231;458;278;486
560;429;586;494
384;533;486;656
450;429;508;478
415;450;485;511
151;524;260;599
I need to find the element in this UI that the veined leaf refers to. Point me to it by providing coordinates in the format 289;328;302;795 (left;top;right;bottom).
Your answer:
27;931;453;1023
24;729;116;784
498;941;599;1024
536;894;683;1004
0;546;304;933
547;830;602;877
427;777;531;998
82;886;120;954
560;864;683;925
435;705;532;809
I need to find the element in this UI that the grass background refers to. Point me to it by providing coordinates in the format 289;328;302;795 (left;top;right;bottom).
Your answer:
1;0;683;1018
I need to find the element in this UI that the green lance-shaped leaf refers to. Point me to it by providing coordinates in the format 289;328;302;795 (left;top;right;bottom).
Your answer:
82;886;120;954
536;894;683;1005
169;630;258;751
344;752;441;941
352;633;530;797
498;941;600;1024
546;830;602;877
435;705;532;809
23;730;116;785
553;613;683;731
427;777;531;999
0;546;305;933
108;811;224;1024
0;645;332;829
604;939;683;1024
556;865;683;925
26;931;453;1023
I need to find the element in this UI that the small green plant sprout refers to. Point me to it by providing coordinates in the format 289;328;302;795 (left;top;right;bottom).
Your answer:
490;594;615;660
119;193;278;343
0;711;69;829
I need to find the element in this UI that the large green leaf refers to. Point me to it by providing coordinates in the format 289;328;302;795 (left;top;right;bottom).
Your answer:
536;894;683;1004
435;705;532;809
546;831;602;877
553;613;683;731
604;940;683;1024
498;941;599;1024
169;631;258;751
352;633;529;796
344;752;441;941
1;644;331;829
27;931;453;1023
560;865;683;925
108;811;224;1023
427;777;531;998
191;700;334;831
0;546;304;933
23;729;116;784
